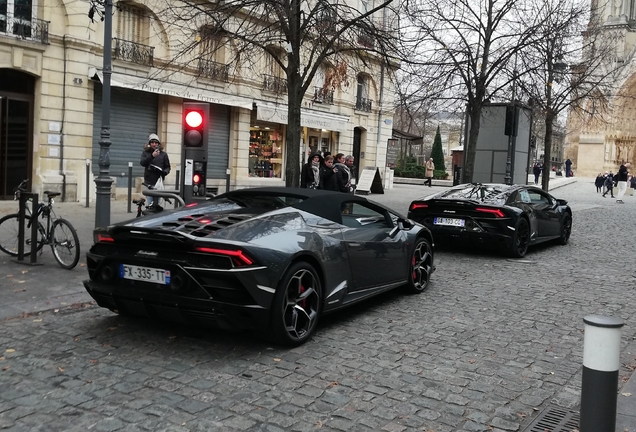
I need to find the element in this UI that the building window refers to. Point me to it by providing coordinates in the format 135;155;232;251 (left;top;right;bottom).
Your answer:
249;126;284;178
0;0;38;37
355;74;372;112
116;3;149;44
198;27;230;82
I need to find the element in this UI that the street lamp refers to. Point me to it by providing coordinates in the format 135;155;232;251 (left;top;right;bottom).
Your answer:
89;0;114;227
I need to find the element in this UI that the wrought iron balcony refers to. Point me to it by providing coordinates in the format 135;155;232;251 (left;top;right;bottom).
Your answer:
0;16;49;44
198;58;229;82
263;74;287;94
314;87;334;104
355;97;372;112
357;30;374;49
113;38;154;67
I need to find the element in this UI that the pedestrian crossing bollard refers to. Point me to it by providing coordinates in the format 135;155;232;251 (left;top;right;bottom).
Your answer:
580;315;624;432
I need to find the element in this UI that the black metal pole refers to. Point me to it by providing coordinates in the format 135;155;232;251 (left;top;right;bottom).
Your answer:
29;195;38;265
127;162;132;213
226;168;231;192
175;167;180;191
95;0;114;228
85;159;90;208
580;315;623;432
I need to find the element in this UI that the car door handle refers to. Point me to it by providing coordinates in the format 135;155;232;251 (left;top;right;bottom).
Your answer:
348;243;361;247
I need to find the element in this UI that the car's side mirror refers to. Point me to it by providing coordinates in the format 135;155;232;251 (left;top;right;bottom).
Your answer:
556;198;568;206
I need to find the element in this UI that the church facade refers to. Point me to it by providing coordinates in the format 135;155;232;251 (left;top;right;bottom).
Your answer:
566;0;636;176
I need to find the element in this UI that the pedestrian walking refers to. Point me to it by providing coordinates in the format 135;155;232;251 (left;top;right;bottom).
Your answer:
565;158;572;177
425;158;435;187
602;171;614;198
615;163;630;203
533;163;542;185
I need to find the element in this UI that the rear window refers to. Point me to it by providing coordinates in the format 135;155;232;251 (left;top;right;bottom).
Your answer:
439;185;509;205
215;194;305;209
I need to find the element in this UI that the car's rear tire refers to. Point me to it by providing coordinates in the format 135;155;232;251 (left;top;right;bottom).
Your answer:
405;237;433;294
509;218;529;258
557;214;572;245
270;262;322;346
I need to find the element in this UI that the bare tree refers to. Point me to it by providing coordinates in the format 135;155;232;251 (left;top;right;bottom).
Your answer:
155;0;398;187
515;0;620;191
399;0;539;183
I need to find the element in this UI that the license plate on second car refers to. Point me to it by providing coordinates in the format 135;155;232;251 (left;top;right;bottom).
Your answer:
120;264;171;284
434;217;465;227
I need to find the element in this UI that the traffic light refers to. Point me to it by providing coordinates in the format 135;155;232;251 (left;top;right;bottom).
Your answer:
183;103;209;147
181;102;209;203
192;161;206;196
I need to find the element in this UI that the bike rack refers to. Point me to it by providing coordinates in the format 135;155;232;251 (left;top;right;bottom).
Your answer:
142;190;186;208
16;192;41;266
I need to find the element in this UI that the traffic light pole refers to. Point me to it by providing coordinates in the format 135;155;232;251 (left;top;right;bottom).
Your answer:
95;0;114;227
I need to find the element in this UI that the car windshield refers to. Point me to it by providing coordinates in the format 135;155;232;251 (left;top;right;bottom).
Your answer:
439;184;509;205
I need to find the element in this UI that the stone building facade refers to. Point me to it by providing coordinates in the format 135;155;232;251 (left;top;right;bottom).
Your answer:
566;0;636;176
0;0;394;201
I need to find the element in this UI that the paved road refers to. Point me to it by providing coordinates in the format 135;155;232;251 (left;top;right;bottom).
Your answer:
1;178;635;431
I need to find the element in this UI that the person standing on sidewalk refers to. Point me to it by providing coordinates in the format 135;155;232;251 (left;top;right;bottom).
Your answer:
140;134;171;207
425;158;435;187
615;163;630;203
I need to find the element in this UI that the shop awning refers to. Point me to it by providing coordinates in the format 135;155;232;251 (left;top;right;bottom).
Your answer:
256;101;350;132
89;68;254;110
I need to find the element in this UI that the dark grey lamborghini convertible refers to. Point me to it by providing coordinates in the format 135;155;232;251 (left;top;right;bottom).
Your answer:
84;187;434;346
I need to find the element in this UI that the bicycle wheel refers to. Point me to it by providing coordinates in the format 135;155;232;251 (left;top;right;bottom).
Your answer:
0;213;45;257
50;218;80;269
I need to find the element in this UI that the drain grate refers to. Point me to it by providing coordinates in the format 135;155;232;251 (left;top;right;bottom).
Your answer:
522;405;580;432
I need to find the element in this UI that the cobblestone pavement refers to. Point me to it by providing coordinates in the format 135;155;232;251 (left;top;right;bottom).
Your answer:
1;179;636;431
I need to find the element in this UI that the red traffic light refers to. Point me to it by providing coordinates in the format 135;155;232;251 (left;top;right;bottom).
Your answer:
193;174;201;184
185;111;203;128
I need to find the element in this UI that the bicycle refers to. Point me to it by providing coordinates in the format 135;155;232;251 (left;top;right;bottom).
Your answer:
0;179;81;269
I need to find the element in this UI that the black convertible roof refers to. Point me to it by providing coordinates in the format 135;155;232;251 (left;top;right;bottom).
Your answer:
216;187;379;224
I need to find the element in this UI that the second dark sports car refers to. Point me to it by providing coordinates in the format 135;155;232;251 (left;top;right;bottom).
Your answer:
408;183;572;258
84;187;435;346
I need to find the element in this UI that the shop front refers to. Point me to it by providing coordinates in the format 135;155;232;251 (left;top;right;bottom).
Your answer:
253;101;350;181
249;122;285;178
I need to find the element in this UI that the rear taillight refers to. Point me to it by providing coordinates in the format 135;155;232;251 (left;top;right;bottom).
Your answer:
95;233;115;243
475;207;505;218
409;202;428;211
195;247;254;267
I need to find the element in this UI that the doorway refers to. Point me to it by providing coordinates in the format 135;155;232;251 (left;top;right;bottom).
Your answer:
353;127;362;180
0;97;32;199
0;69;34;199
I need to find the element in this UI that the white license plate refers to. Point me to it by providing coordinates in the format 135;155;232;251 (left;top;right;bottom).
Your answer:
434;217;465;227
120;264;171;284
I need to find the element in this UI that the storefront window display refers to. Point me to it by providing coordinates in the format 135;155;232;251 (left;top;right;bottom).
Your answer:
249;125;284;178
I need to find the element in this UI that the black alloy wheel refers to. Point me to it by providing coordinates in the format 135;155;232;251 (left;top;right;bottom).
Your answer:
558;214;572;245
406;238;433;293
509;218;530;258
270;262;322;346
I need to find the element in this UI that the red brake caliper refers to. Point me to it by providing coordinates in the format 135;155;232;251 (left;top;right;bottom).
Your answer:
412;255;417;280
300;284;306;309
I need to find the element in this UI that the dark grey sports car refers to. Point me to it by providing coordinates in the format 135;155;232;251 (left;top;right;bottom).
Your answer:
408;183;572;258
84;187;434;346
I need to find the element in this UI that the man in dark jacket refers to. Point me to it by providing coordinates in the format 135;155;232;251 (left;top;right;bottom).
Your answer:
602;171;614;198
140;133;171;206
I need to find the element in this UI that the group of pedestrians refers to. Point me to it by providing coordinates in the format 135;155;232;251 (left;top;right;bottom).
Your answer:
596;162;632;203
301;152;357;193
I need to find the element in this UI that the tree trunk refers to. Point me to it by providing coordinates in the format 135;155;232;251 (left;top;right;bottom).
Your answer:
462;103;483;184
285;60;302;187
541;111;555;191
